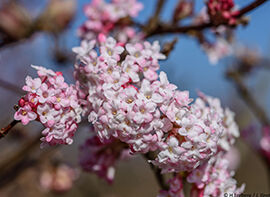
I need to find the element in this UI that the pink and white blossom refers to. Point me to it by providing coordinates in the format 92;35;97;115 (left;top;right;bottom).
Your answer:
15;66;82;146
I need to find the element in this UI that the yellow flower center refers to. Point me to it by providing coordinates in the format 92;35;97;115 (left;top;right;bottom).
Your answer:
126;98;133;104
107;68;112;74
107;48;113;56
135;52;140;58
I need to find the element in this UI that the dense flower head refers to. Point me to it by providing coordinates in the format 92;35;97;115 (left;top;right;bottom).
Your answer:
79;135;128;183
14;65;82;146
187;153;245;197
206;0;239;25
78;0;143;42
153;92;239;173
73;37;239;173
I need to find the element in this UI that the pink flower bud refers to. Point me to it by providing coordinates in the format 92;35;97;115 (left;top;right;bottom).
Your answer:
18;98;25;107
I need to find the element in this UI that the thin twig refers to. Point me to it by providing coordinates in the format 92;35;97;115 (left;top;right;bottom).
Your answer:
0;120;19;139
143;152;169;191
144;0;166;34
153;0;166;19
145;0;268;37
238;0;267;17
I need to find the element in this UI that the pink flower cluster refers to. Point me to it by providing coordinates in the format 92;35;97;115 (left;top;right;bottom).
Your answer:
206;0;239;25
154;93;240;173
79;135;127;183
187;153;245;196
73;37;240;174
78;0;143;43
14;65;82;146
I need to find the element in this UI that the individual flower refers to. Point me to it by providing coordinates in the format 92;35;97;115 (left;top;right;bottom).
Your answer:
100;37;124;63
72;40;96;61
14;104;37;125
22;76;41;93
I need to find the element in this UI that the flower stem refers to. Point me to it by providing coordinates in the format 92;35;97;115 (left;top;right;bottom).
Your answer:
0;120;19;139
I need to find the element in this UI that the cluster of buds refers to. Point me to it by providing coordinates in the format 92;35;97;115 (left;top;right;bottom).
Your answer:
206;0;240;25
14;65;82;146
73;36;240;177
78;0;143;43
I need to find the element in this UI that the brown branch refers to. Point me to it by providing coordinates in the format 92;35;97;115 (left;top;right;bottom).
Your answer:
143;152;169;191
0;119;19;139
144;0;166;34
145;0;268;37
238;0;267;17
154;0;166;19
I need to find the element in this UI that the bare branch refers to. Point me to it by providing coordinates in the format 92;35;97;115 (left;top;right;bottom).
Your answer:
0;120;19;139
145;0;268;37
238;0;267;17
